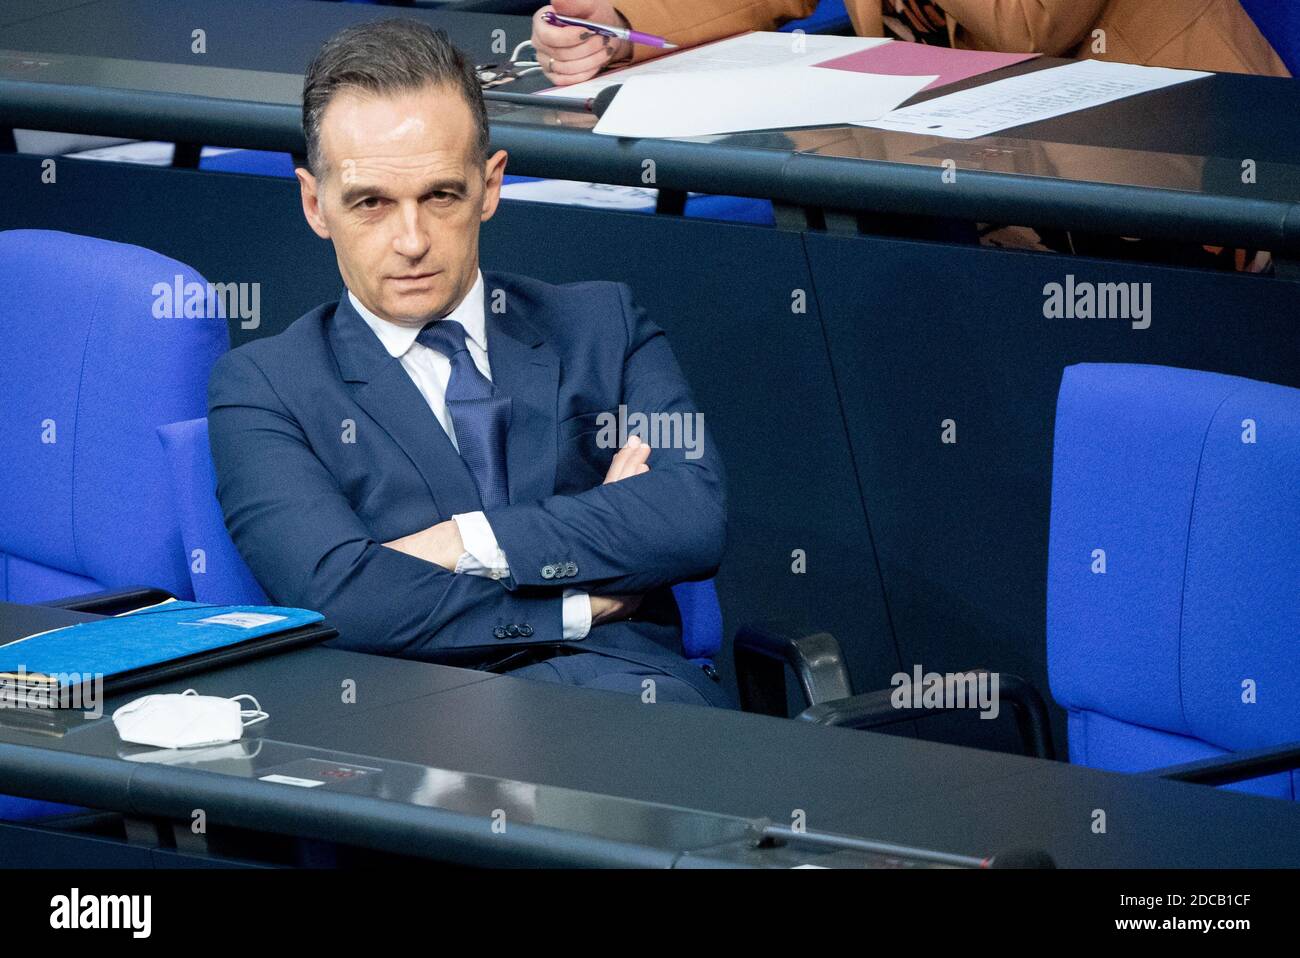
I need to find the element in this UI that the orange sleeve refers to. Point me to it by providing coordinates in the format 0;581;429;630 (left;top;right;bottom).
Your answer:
613;0;821;63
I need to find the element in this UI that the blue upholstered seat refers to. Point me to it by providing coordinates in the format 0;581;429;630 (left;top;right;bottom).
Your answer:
1048;363;1300;799
158;418;269;605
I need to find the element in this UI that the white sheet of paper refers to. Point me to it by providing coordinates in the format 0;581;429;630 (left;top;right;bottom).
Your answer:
542;31;893;100
593;65;935;138
857;58;1210;139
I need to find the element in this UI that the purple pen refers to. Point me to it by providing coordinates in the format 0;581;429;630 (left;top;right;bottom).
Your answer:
541;11;678;50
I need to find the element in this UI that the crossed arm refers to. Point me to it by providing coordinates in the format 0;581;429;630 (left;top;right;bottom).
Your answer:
384;436;654;625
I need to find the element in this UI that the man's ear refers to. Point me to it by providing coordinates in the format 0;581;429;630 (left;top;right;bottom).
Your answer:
296;166;332;240
479;149;508;223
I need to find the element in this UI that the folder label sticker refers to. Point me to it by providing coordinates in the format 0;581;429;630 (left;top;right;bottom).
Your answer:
194;612;288;629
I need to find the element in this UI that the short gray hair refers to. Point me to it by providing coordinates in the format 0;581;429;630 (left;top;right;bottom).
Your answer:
301;18;489;176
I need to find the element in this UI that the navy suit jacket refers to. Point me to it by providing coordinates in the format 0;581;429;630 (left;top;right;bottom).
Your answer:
207;271;726;692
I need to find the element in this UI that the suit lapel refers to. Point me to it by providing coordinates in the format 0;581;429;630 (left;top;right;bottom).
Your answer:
482;272;559;507
328;292;484;519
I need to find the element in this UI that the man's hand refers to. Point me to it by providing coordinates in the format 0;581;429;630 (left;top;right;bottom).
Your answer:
384;519;464;572
590;593;644;624
603;433;650;483
533;0;633;86
384;436;649;610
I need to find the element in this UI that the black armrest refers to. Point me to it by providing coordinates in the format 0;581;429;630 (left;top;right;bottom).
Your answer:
795;669;1057;760
733;623;853;717
41;586;176;616
1151;740;1300;787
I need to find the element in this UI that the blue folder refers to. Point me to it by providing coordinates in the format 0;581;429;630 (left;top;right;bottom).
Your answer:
0;601;328;699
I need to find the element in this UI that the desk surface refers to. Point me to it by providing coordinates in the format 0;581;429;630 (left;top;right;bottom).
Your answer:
2;0;1298;252
2;601;1300;867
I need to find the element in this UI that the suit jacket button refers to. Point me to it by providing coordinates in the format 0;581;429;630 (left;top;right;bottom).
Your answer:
565;562;578;577
541;564;556;579
519;624;534;637
506;625;521;637
493;626;508;639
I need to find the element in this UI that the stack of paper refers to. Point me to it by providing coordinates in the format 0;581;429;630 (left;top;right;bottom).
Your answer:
540;31;1212;141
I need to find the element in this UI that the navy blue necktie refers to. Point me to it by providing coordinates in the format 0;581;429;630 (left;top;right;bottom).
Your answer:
416;319;511;510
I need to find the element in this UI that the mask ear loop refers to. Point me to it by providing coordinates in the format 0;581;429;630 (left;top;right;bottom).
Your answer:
230;694;269;728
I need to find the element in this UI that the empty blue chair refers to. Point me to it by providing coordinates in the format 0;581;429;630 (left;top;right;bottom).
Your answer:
0;230;228;821
0;230;228;604
1048;363;1300;798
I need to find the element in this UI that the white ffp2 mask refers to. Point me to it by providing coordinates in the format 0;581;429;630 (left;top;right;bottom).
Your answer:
112;689;268;749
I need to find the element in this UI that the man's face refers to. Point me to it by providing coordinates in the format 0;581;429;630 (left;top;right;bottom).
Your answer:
297;83;507;326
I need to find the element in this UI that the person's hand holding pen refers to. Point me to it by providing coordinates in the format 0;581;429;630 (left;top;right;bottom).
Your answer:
532;0;635;85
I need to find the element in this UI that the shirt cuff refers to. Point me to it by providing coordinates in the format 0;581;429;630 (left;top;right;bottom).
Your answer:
452;511;509;580
562;589;592;641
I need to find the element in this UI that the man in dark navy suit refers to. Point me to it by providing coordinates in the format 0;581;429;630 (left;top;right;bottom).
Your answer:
207;19;730;707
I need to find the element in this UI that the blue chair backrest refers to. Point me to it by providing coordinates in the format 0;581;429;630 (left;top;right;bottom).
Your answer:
158;417;269;605
1241;0;1300;75
672;579;723;662
1048;364;1300;798
0;232;225;822
0;230;227;603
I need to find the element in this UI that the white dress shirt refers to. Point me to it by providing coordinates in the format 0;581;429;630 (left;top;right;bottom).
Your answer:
349;272;591;640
